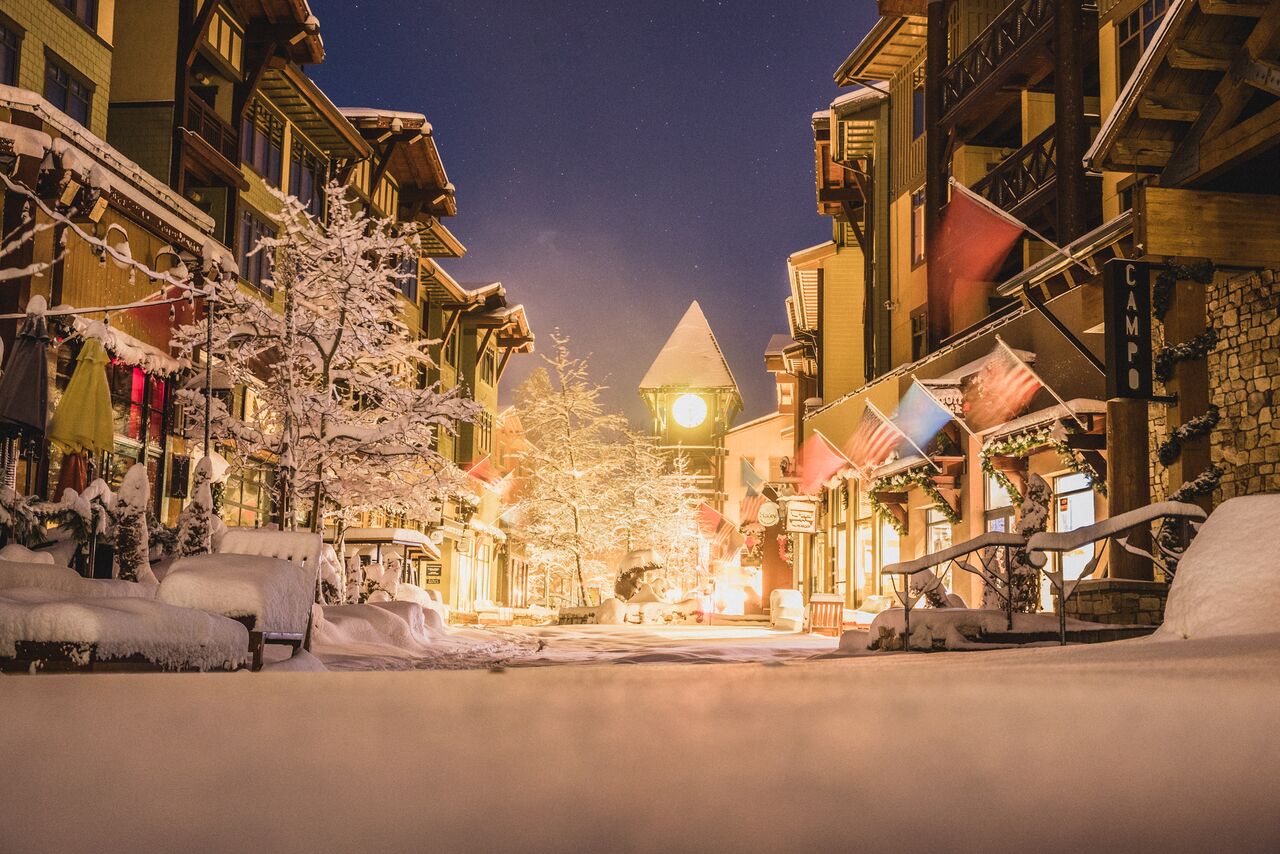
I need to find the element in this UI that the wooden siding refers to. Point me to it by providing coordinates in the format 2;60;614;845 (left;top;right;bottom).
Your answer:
890;48;928;199
819;246;867;402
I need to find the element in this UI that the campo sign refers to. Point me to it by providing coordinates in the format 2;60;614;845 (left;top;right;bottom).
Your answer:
785;500;818;534
1103;258;1153;400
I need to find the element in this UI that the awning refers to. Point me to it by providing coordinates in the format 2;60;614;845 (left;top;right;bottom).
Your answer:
335;527;441;560
981;399;1108;442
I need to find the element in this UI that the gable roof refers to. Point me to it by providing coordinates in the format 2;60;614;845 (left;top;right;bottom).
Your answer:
639;301;740;393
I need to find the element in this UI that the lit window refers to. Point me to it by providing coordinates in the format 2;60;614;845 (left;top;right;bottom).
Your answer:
911;188;926;266
238;208;275;295
1118;0;1171;85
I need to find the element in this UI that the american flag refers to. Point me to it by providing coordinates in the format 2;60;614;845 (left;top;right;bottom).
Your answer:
738;458;766;524
961;340;1043;432
464;456;509;495
698;502;744;561
844;404;903;478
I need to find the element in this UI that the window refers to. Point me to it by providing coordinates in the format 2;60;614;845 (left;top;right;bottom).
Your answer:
1052;472;1097;583
0;20;19;87
108;363;167;444
984;472;1015;533
241;100;284;187
474;410;493;455
877;518;900;596
443;327;458;366
480;347;496;385
910;306;928;361
910;188;926;266
205;7;244;73
55;0;97;29
1118;0;1171;85
223;465;272;528
911;67;926;141
238;208;275;294
289;142;326;217
44;57;92;127
372;174;399;218
396;256;418;303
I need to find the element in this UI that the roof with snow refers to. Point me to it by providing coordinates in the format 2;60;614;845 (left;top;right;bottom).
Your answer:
639;301;740;393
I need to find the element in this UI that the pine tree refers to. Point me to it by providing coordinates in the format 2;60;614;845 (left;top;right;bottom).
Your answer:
175;456;214;558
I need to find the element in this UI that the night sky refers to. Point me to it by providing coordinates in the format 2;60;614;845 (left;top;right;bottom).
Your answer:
308;0;877;424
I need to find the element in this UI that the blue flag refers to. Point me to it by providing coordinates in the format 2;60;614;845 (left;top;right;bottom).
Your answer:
741;457;765;496
891;380;954;452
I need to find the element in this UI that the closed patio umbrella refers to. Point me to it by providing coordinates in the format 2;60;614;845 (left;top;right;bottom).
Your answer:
47;333;114;457
0;295;51;437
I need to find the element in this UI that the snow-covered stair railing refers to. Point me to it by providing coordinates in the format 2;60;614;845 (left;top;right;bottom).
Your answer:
882;531;1027;635
1027;501;1207;644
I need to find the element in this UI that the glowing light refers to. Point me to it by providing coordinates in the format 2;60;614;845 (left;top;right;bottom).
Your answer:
671;393;708;428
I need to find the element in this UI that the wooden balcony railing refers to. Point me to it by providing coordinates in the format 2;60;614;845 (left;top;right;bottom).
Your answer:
970;124;1057;216
183;91;238;165
940;0;1056;122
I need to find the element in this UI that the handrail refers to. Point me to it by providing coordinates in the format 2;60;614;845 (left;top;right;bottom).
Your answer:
1027;501;1206;567
183;91;238;164
941;0;1056;119
882;531;1026;576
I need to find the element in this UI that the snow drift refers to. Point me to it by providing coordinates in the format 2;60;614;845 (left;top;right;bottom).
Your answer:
1160;494;1280;640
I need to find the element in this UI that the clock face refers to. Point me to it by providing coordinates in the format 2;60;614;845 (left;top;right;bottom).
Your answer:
671;393;708;429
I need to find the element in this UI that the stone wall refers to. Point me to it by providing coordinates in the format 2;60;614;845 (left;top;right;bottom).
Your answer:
1148;268;1280;504
1062;579;1168;626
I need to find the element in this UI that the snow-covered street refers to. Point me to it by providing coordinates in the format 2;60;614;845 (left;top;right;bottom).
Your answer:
4;631;1279;852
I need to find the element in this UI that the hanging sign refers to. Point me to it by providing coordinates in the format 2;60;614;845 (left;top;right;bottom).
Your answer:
757;501;781;528
1103;258;1153;400
785;500;818;534
920;379;964;418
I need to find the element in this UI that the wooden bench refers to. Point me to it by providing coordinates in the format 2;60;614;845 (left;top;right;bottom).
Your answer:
808;594;845;637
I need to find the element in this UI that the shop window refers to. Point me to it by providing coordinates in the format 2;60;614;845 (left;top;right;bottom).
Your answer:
910;188;926;267
55;0;97;29
1118;0;1171;86
289;142;326;217
926;507;954;589
0;19;20;87
443;327;458;366
877;518;901;596
106;362;167;445
241;100;284;187
44;56;92;127
474;410;493;455
223;465;273;528
238;208;275;295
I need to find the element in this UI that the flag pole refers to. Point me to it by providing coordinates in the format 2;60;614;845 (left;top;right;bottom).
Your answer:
912;375;978;440
867;400;941;472
995;335;1086;428
949;178;1097;275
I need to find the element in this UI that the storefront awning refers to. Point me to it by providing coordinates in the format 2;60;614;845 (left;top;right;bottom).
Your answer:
335;527;441;560
981;399;1107;443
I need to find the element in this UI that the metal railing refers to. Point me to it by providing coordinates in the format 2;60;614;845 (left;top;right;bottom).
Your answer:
1028;501;1208;644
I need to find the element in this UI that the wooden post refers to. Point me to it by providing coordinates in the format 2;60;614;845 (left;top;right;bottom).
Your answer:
1164;279;1212;512
925;0;950;349
1054;0;1088;243
1106;398;1152;580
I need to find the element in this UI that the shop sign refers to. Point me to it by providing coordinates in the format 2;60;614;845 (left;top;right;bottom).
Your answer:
757;501;781;528
786;500;818;533
1103;258;1153;400
920;379;964;417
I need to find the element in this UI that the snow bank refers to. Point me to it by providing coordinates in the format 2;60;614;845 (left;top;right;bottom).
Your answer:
0;561;157;599
0;544;56;565
596;597;627;625
769;589;804;631
865;608;1113;651
158;554;314;633
0;588;248;670
1159;494;1280;640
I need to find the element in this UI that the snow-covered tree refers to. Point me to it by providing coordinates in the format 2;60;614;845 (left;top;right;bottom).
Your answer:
507;334;628;606
174;457;215;558
982;472;1050;613
175;182;479;531
607;437;701;595
114;463;157;584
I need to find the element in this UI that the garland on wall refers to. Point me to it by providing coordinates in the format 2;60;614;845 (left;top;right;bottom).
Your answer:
978;424;1108;508
867;466;961;537
1152;260;1214;321
1154;327;1219;383
1157;405;1221;467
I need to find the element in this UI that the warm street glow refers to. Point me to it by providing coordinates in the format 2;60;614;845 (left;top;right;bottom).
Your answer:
671;393;708;428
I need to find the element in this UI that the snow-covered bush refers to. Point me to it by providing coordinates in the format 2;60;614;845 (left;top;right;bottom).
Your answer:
114;464;157;584
174;457;214;558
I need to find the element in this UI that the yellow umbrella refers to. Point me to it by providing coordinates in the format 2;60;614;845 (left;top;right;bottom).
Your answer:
48;336;115;455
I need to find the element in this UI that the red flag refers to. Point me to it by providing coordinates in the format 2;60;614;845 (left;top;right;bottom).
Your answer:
935;185;1024;320
798;431;849;495
961;342;1043;432
844;404;902;478
698;502;743;561
464;456;508;494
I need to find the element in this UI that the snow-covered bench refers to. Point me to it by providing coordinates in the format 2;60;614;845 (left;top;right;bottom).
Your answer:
0;588;249;672
157;529;323;670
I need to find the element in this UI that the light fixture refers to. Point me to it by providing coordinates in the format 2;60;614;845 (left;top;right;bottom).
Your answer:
671;393;708;429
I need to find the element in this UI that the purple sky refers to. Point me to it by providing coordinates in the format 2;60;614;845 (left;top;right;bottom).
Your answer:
308;0;877;424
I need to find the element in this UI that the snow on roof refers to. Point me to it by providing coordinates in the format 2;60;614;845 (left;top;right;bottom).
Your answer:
338;107;431;134
70;316;186;376
765;334;796;356
981;399;1108;441
639;301;739;392
830;85;888;112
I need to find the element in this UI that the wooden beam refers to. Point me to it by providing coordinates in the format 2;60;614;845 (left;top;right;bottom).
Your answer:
1111;138;1178;168
478;328;496;356
1238;55;1280;97
1167;40;1236;71
495;347;515;382
840;201;867;251
1134;185;1280;267
1200;0;1269;17
369;140;400;196
1138;92;1204;122
1166;98;1280;186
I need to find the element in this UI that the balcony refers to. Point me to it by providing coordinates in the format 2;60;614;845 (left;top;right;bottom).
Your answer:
940;0;1096;134
969;118;1101;224
183;91;238;166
